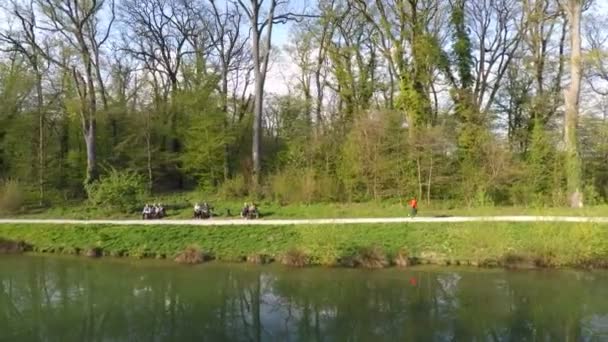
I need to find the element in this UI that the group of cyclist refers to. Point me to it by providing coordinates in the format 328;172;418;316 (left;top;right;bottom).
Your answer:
141;201;262;220
141;197;418;220
141;203;166;220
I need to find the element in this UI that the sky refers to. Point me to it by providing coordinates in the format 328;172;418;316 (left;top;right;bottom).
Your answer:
259;0;309;95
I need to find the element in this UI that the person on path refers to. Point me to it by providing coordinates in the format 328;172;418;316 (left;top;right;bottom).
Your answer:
142;204;151;220
241;203;249;218
157;203;165;218
408;197;418;218
202;202;212;218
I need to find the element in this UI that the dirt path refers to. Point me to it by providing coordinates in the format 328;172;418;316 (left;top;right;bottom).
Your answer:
1;216;608;226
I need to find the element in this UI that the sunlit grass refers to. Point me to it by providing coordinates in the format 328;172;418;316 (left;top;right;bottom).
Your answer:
4;190;608;220
1;221;608;268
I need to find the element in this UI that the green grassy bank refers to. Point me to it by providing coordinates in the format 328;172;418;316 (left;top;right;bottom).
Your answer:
1;222;608;268
5;190;608;220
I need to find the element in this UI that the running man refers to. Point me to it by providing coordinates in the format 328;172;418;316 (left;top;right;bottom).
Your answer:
408;197;418;218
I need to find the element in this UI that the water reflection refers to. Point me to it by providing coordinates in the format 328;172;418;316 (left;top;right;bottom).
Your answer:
1;255;608;341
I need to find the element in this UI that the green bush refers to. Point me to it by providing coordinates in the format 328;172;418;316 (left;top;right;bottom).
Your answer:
85;169;147;212
0;179;25;214
266;168;338;204
216;175;249;199
584;181;603;206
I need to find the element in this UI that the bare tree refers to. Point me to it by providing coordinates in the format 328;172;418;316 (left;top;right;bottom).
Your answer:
312;0;336;129
236;0;311;189
468;0;523;114
521;0;567;123
9;0;116;185
287;0;336;131
584;11;608;96
119;0;206;189
205;0;249;180
351;0;442;128
238;0;278;189
119;0;196;94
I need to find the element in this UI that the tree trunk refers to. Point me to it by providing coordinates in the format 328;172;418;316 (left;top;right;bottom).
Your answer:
427;154;433;205
252;49;263;190
146;114;153;192
35;64;44;205
249;0;276;191
314;60;324;131
416;156;423;201
84;127;97;185
563;0;583;208
250;3;262;190
222;66;230;182
83;50;99;186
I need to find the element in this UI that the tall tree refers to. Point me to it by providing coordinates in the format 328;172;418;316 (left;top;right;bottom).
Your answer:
559;0;585;207
0;1;48;202
205;0;249;180
18;0;116;185
237;0;305;189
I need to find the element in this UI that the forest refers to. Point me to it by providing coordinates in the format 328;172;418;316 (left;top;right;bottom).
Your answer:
0;0;606;209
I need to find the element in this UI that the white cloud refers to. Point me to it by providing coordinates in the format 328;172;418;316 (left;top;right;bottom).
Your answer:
265;48;300;95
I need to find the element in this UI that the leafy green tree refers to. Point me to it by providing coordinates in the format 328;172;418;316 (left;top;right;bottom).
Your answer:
525;119;556;204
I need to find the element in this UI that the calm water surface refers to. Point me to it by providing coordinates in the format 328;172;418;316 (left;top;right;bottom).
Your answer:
1;255;608;341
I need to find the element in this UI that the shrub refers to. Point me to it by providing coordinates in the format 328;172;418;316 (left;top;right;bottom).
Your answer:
85;247;103;258
584;181;603;206
0;238;29;253
247;253;272;264
0;179;24;214
355;246;389;269
280;248;310;267
338;247;389;268
266;168;334;204
217;175;249;199
85;169;147;212
393;250;411;267
499;253;536;269
174;246;206;264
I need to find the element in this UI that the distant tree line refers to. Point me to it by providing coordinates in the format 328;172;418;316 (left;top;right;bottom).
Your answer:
0;0;606;207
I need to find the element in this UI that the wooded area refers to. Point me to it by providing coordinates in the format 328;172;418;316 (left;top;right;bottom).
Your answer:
0;0;606;208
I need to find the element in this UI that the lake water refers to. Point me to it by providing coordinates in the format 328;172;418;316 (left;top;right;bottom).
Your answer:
1;255;608;341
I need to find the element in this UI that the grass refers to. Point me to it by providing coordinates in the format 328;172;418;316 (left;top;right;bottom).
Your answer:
1;221;608;268
5;190;608;220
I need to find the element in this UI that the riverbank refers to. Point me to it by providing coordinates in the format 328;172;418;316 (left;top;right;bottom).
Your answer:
1;222;608;268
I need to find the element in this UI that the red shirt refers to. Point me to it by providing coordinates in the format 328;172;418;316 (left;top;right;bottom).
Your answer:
409;199;418;209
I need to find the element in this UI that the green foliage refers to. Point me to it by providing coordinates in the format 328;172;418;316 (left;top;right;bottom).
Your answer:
584;181;602;206
217;175;249;199
0;0;605;210
3;222;608;268
85;169;147;212
338;110;406;201
450;0;474;89
265;167;338;204
0;179;24;214
177;86;231;191
524;120;555;204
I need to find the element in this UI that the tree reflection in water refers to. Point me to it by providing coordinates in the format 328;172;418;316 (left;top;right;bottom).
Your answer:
1;255;608;341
